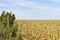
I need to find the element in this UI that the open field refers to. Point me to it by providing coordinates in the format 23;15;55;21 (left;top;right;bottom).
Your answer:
15;20;60;40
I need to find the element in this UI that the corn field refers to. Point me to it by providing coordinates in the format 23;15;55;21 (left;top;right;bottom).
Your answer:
0;20;60;40
15;20;60;40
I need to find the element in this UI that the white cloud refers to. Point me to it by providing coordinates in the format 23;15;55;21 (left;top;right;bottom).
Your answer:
15;1;34;7
14;1;60;9
7;1;60;19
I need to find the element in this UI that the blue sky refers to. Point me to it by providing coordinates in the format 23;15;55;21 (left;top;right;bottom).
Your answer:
0;0;60;20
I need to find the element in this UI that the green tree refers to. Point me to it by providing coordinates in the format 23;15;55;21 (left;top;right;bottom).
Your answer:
0;11;15;40
0;11;15;27
0;11;22;40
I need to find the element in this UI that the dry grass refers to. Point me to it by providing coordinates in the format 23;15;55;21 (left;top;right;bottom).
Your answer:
15;20;60;40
